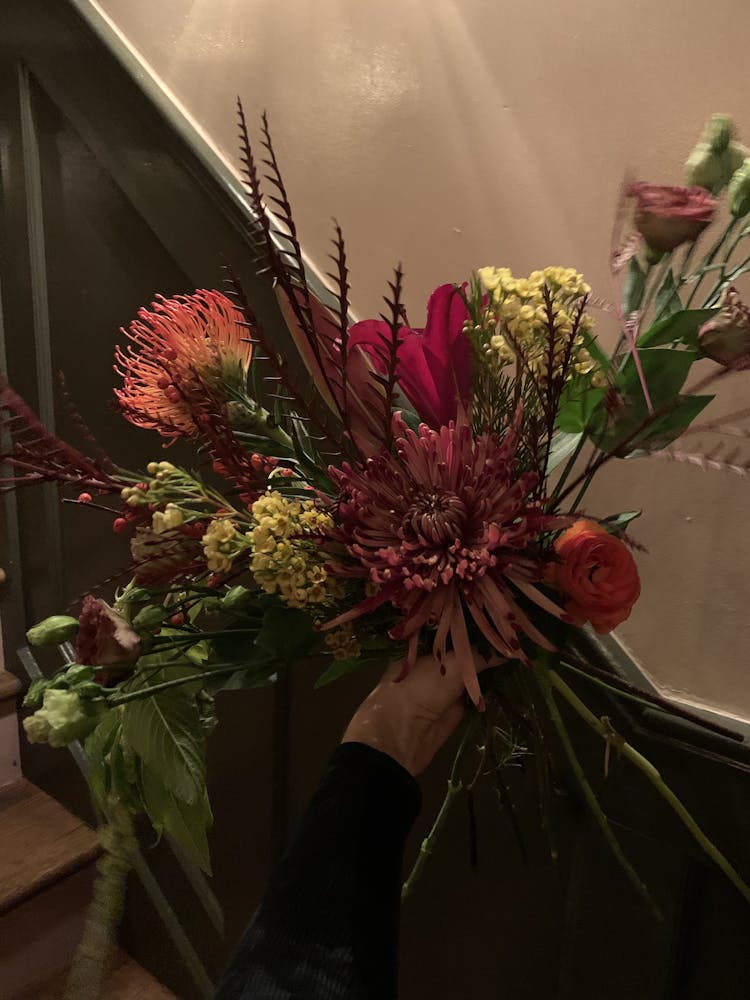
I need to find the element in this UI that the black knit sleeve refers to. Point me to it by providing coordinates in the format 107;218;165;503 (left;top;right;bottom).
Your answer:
215;742;422;1000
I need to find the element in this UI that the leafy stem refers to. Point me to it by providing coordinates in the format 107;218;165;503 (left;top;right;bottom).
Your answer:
110;662;267;706
547;668;750;908
402;714;480;899
534;659;661;918
684;217;740;308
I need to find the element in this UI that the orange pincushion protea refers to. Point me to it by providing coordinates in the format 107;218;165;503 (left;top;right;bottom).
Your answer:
114;289;252;439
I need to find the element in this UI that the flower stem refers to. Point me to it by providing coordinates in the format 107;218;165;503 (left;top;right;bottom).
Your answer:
547;432;587;510
685;218;740;308
548;669;750;907
110;662;262;705
534;662;661;918
402;715;479;900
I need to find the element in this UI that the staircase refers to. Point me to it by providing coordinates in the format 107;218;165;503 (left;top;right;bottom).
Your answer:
0;676;175;999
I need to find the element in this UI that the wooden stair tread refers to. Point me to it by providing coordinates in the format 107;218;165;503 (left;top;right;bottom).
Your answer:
28;950;176;999
0;670;21;701
0;779;100;914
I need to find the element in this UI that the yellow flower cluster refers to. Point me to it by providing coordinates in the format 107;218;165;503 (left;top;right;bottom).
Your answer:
324;623;361;661
152;503;184;534
476;266;603;386
248;491;341;610
121;461;179;508
201;517;245;573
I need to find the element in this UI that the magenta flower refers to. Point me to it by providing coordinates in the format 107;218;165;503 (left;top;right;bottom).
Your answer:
324;411;568;705
349;284;472;429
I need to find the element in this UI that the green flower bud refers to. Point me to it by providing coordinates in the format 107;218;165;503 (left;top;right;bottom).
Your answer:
74;681;107;700
64;664;95;686
704;114;734;154
23;712;52;744
220;585;253;612
685;143;725;193
132;605;166;631
729;159;750;218
26;688;103;748
23;677;48;708
26;615;79;647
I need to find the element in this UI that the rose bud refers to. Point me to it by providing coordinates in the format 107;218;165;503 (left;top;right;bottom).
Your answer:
75;595;141;666
627;182;717;253
698;286;750;366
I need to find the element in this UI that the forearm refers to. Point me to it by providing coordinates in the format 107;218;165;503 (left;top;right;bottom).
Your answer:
215;742;421;1000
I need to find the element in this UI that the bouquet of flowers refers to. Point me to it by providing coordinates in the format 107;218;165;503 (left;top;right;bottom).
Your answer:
5;108;750;966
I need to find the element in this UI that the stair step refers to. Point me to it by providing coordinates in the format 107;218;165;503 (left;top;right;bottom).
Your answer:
0;779;100;914
0;671;21;702
28;949;176;999
0;672;22;788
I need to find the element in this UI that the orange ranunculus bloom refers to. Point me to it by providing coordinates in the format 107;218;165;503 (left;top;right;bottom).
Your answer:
552;519;641;634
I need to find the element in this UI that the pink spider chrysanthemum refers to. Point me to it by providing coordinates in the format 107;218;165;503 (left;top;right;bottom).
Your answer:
114;290;252;439
325;411;570;705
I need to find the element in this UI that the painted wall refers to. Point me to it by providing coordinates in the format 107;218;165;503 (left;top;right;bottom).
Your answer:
94;0;750;719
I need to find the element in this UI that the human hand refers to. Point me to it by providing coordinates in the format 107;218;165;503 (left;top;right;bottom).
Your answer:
341;650;497;777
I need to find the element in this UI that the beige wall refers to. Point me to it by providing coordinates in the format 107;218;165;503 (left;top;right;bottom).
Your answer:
95;0;750;720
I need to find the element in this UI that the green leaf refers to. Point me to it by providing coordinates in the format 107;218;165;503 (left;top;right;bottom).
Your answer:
622;257;646;314
315;657;363;689
592;349;698;453
141;764;212;873
109;740;142;811
652;269;682;322
210;662;279;693
631;394;714;450
619;348;696;406
547;431;583;472
121;667;205;805
84;709;122;808
601;511;642;533
255;603;318;663
638;308;717;349
556;376;606;432
580;329;611;373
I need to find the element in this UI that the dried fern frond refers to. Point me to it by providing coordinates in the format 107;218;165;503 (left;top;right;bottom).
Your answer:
649;443;750;478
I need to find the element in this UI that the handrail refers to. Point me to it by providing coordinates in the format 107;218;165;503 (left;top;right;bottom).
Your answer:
67;0;338;312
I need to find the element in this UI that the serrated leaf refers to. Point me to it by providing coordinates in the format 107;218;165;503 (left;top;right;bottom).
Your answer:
141;764;212;873
623;257;646;315
121;669;205;805
638;308;717;349
315;657;363;689
84;709;122;808
109;739;142;811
